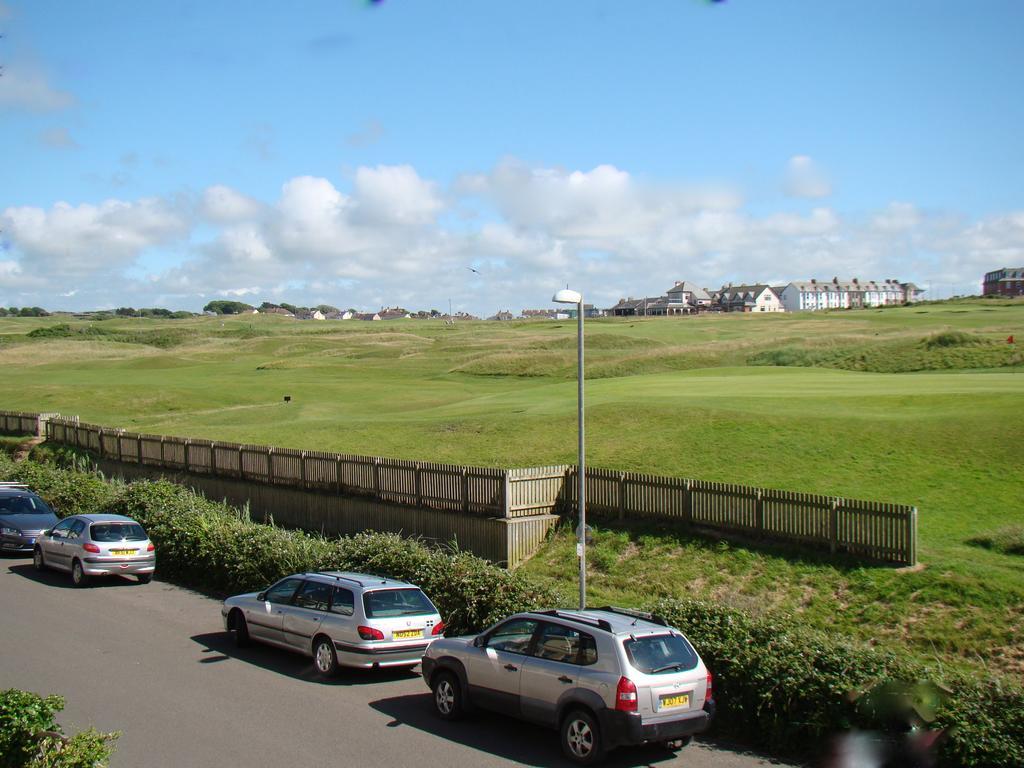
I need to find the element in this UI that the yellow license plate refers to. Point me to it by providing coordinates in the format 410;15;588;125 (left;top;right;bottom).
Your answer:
660;694;689;709
111;549;135;556
393;629;423;640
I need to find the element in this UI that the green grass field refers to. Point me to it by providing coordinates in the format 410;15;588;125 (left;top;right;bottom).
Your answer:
2;299;1023;675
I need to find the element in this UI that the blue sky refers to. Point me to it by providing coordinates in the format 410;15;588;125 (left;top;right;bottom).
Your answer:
1;0;1022;314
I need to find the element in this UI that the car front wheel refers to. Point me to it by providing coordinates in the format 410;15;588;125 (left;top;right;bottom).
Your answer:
432;671;463;720
71;559;89;587
561;709;604;765
231;611;250;647
313;637;338;677
137;573;153;584
33;547;46;571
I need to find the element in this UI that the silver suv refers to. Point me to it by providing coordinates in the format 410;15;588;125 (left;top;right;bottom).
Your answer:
222;571;444;676
421;607;714;765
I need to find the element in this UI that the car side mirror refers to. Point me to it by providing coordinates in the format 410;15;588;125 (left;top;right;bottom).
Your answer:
473;635;486;648
41;529;51;536
257;592;266;602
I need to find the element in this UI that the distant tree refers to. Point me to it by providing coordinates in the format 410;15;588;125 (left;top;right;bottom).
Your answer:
259;301;279;310
169;311;194;319
279;302;300;315
203;300;253;315
8;307;19;315
138;307;174;317
115;307;138;316
0;308;7;317
18;306;49;317
315;304;339;314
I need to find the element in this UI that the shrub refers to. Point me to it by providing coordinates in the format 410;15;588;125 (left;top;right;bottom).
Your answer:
647;597;1024;767
0;689;118;768
967;526;1024;556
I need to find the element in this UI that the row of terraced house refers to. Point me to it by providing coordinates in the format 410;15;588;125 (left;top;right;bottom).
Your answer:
606;277;924;316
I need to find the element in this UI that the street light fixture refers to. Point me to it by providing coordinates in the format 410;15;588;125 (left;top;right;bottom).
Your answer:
552;287;586;610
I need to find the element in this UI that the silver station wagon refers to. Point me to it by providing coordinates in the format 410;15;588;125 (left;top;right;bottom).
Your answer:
33;513;156;586
222;571;445;675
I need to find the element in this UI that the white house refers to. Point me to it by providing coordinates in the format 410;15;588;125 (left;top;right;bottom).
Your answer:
780;278;921;312
716;284;785;313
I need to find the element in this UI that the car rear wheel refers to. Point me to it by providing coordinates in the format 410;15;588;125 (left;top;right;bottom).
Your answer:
313;636;338;677
432;671;463;720
33;547;46;571
561;709;604;765
664;736;692;751
71;559;89;587
137;573;153;584
231;611;250;647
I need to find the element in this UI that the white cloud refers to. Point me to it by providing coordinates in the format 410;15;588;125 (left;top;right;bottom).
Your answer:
353;165;443;226
785;155;832;199
1;198;190;278
0;66;74;112
0;160;1019;311
38;127;80;149
201;185;265;223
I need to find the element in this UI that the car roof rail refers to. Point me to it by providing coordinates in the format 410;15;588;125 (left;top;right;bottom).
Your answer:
0;482;29;488
312;572;364;587
592;606;670;627
535;610;613;633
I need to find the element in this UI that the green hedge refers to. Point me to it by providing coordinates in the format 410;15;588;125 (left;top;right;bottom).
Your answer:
650;598;1024;767
3;451;1023;766
0;689;117;768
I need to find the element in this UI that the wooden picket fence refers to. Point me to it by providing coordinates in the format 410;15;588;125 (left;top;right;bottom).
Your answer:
4;411;917;565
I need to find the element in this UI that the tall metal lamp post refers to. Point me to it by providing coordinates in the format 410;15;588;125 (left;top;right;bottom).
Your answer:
552;288;586;610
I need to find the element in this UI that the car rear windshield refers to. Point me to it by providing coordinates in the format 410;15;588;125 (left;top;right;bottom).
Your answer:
89;523;148;542
623;633;699;675
0;495;53;515
363;588;436;618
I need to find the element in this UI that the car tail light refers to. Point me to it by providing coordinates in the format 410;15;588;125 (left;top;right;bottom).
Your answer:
615;676;638;712
431;621;445;636
147;543;155;552
706;672;714;701
358;626;384;641
83;543;100;553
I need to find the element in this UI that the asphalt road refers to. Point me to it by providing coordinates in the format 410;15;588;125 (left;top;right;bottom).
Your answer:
0;557;795;768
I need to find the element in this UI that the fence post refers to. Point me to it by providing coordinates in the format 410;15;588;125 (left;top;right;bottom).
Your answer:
184;439;190;472
300;451;307;489
137;436;143;466
462;468;469;513
335;456;343;494
755;490;764;537
159;436;166;466
683;480;692;525
618;472;626;520
907;507;917;566
414;463;422;507
238;446;244;480
829;500;839;555
116;430;123;463
502;470;511;518
267;448;274;484
97;427;105;458
209;441;217;474
373;458;381;498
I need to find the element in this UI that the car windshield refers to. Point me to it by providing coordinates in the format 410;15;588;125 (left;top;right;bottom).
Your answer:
623;633;698;675
89;523;148;542
0;495;53;515
363;588;436;618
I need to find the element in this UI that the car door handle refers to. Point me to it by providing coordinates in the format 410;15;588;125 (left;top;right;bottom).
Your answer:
504;664;518;672
558;676;573;684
